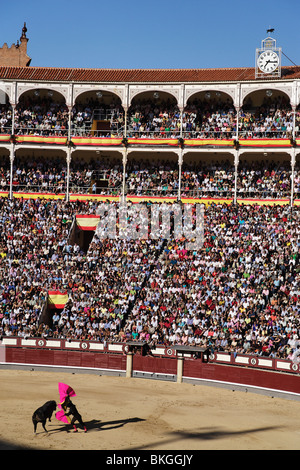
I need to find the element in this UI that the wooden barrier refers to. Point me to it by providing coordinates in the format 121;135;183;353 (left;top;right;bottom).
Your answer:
1;337;300;396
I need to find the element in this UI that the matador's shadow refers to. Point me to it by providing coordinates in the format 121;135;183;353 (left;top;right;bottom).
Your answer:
50;417;145;433
87;417;145;432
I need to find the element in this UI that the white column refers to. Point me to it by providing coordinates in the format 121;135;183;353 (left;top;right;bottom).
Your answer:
9;144;15;199
67;82;74;141
292;105;296;142
234;149;239;205
122;148;127;203
176;356;184;383
11;81;17;135
291;149;296;207
235;106;240;141
68;106;72;141
123;106;128;137
66;147;72;202
178;149;183;201
126;352;133;378
11;104;16;135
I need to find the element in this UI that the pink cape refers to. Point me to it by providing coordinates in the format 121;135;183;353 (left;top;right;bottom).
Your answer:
58;382;76;403
55;407;71;424
55;382;76;424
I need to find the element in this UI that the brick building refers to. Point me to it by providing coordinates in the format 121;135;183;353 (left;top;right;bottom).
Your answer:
0;23;31;67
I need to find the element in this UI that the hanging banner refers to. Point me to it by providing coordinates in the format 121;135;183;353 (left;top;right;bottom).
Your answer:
0;134;11;142
71;136;122;146
70;193;119;202
181;197;233;205
48;291;68;309
3;134;295;148
127;195;177;203
239;138;291;148
13;191;65;200
237;198;290;206
15;135;68;145
128;138;179;146
76;214;100;230
184;138;234;147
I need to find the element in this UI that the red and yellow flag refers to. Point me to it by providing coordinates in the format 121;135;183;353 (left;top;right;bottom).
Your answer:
48;291;68;309
76;214;100;230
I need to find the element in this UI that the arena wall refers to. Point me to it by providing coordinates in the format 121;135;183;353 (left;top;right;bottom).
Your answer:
1;337;300;397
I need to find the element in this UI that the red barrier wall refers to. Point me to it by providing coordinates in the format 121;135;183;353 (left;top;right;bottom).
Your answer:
5;347;127;372
182;358;300;394
133;354;177;376
2;338;300;396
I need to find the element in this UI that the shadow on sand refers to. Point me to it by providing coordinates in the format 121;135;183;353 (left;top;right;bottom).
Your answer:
47;416;145;434
127;425;281;450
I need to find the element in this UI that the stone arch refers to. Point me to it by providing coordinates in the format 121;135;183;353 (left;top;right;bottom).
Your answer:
74;88;123;105
185;89;235;108
0;88;11;106
241;86;292;109
129;88;179;108
17;86;68;105
73;89;124;137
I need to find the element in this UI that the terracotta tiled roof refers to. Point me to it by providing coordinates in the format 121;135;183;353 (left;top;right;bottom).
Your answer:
0;65;300;83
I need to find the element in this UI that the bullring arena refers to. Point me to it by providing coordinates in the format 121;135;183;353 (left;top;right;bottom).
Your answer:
1;26;300;452
0;367;300;451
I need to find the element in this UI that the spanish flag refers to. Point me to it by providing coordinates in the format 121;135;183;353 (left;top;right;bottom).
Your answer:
237;198;289;206
13;191;64;200
184;138;234;147
71;137;122;146
128;138;178;146
48;291;69;309
76;214;100;230
239;138;291;148
181;197;232;205
70;194;119;202
0;134;11;142
127;195;177;203
15;135;68;145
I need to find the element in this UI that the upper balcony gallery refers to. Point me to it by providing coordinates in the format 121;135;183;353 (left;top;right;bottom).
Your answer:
0;63;299;147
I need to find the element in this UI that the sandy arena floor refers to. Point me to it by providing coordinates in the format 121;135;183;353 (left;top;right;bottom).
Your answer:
0;368;299;451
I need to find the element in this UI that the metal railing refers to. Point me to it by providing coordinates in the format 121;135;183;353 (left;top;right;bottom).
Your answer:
70;127;124;138
0;127;12;135
13;127;69;137
92;109;123;121
11;183;67;194
0;180;295;200
1;124;299;140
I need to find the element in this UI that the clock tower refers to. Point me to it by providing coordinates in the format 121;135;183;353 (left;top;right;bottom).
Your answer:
255;35;281;79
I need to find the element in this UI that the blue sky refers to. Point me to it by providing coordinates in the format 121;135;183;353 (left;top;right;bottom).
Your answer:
1;0;300;70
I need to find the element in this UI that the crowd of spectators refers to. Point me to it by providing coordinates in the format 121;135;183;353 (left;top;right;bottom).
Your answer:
127;98;239;139
0;155;94;194
127;97;300;140
0;154;297;200
239;100;295;139
122;202;300;359
236;160;292;199
1;95;300;139
0;98;124;137
0;197;100;338
0;197;299;361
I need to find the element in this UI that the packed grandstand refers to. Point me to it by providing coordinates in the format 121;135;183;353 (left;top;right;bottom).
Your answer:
0;29;300;362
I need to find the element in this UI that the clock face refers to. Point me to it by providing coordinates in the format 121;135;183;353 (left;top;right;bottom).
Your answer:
258;50;279;73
